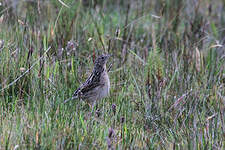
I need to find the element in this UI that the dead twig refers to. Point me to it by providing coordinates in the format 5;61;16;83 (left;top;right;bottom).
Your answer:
0;46;51;92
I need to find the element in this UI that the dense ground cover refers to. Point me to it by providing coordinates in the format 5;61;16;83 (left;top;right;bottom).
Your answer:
0;0;224;149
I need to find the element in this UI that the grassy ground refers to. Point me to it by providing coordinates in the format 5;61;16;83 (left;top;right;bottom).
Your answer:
0;0;225;149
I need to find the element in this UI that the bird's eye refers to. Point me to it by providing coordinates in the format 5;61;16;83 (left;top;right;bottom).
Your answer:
101;56;104;59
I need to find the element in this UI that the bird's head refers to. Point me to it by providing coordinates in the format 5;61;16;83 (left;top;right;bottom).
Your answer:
94;54;111;67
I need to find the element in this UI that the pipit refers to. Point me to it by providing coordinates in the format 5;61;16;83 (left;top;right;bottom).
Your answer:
64;54;111;106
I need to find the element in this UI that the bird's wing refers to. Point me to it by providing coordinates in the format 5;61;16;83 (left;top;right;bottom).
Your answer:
72;71;103;98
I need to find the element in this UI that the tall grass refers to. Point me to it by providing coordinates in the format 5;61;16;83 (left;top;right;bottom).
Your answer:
0;0;224;149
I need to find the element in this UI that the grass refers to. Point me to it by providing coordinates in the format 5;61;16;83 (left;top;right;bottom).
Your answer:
0;0;225;149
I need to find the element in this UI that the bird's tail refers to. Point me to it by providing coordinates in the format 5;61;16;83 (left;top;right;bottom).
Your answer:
63;95;78;104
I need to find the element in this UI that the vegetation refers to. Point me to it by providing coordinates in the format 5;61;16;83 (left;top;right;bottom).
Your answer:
0;0;224;149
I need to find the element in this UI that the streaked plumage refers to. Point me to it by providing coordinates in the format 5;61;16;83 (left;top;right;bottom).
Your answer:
64;54;111;104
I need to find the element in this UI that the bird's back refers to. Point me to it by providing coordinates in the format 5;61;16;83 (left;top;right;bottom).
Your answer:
72;65;105;101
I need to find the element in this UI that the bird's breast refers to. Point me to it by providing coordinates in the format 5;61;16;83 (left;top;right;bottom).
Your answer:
99;72;110;99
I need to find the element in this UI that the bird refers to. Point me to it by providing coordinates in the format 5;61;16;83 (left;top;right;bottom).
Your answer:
64;54;111;106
